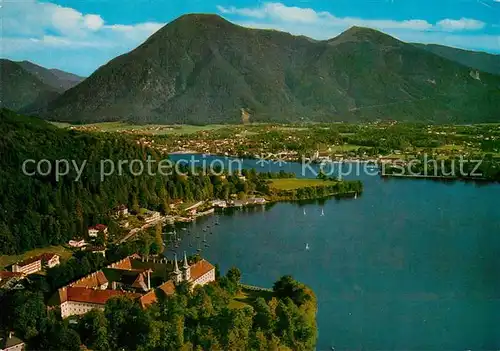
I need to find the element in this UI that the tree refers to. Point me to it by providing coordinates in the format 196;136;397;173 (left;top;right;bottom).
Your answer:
226;267;241;285
11;291;47;340
78;310;109;351
105;296;152;350
253;297;274;331
95;231;106;246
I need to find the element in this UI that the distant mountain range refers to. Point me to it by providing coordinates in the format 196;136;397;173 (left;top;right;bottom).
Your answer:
0;59;84;112
413;44;500;76
5;14;500;124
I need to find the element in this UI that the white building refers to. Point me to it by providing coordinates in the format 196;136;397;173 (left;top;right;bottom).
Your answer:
88;224;108;238
140;253;216;308
114;205;129;217
0;332;25;351
59;286;140;318
12;257;42;275
40;253;60;268
144;211;161;224
171;252;215;289
211;199;227;208
68;239;87;248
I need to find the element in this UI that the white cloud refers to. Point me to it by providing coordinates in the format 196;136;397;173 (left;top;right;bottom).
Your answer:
84;15;105;31
216;5;267;19
216;2;499;53
217;2;434;31
217;2;493;33
437;18;486;31
2;0;164;49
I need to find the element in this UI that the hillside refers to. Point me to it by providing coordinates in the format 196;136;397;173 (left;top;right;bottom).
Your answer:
414;43;500;76
17;61;84;91
0;59;84;112
43;14;500;124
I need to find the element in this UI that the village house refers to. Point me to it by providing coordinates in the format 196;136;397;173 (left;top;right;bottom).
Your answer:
68;239;87;248
113;205;129;217
11;253;60;276
88;224;108;238
0;332;25;351
0;271;25;290
11;257;42;275
144;210;161;224
228;199;247;208
40;253;60;268
169;199;184;209
247;197;266;205
87;246;106;257
210;199;227;208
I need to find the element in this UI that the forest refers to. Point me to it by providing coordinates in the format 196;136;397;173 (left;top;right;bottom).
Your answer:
0;109;362;254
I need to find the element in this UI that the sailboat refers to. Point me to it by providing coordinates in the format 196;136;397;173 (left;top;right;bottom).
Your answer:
354;193;357;199
303;208;306;216
321;208;324;216
305;243;310;250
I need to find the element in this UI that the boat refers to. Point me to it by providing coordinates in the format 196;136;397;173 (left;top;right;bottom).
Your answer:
354;193;357;199
181;228;187;231
305;243;310;250
321;208;324;216
303;208;306;216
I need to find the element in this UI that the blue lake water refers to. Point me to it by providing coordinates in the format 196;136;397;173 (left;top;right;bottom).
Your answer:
167;154;500;350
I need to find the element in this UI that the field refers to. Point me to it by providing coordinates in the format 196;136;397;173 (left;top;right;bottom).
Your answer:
0;245;73;269
229;288;275;309
50;121;227;135
328;144;362;152
269;178;337;190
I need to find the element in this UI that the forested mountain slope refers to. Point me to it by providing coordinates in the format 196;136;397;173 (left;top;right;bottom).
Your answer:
43;14;500;124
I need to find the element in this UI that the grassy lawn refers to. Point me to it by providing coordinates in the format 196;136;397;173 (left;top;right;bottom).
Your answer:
229;288;275;309
436;144;465;151
51;122;227;135
269;178;337;190
328;144;362;152
0;245;73;269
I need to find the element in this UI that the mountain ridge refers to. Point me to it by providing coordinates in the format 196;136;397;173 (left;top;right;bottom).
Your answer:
0;59;85;112
27;14;500;124
413;43;500;76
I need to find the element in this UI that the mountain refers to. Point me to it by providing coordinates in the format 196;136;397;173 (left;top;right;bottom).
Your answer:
16;61;84;91
413;43;500;76
43;14;500;124
0;59;84;112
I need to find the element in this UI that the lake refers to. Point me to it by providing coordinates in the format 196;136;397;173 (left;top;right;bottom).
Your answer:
167;154;500;350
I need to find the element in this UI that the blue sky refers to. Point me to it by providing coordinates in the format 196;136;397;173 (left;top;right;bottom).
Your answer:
3;0;499;76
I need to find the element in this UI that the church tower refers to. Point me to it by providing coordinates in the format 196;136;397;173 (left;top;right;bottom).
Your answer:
172;254;183;283
182;251;191;281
